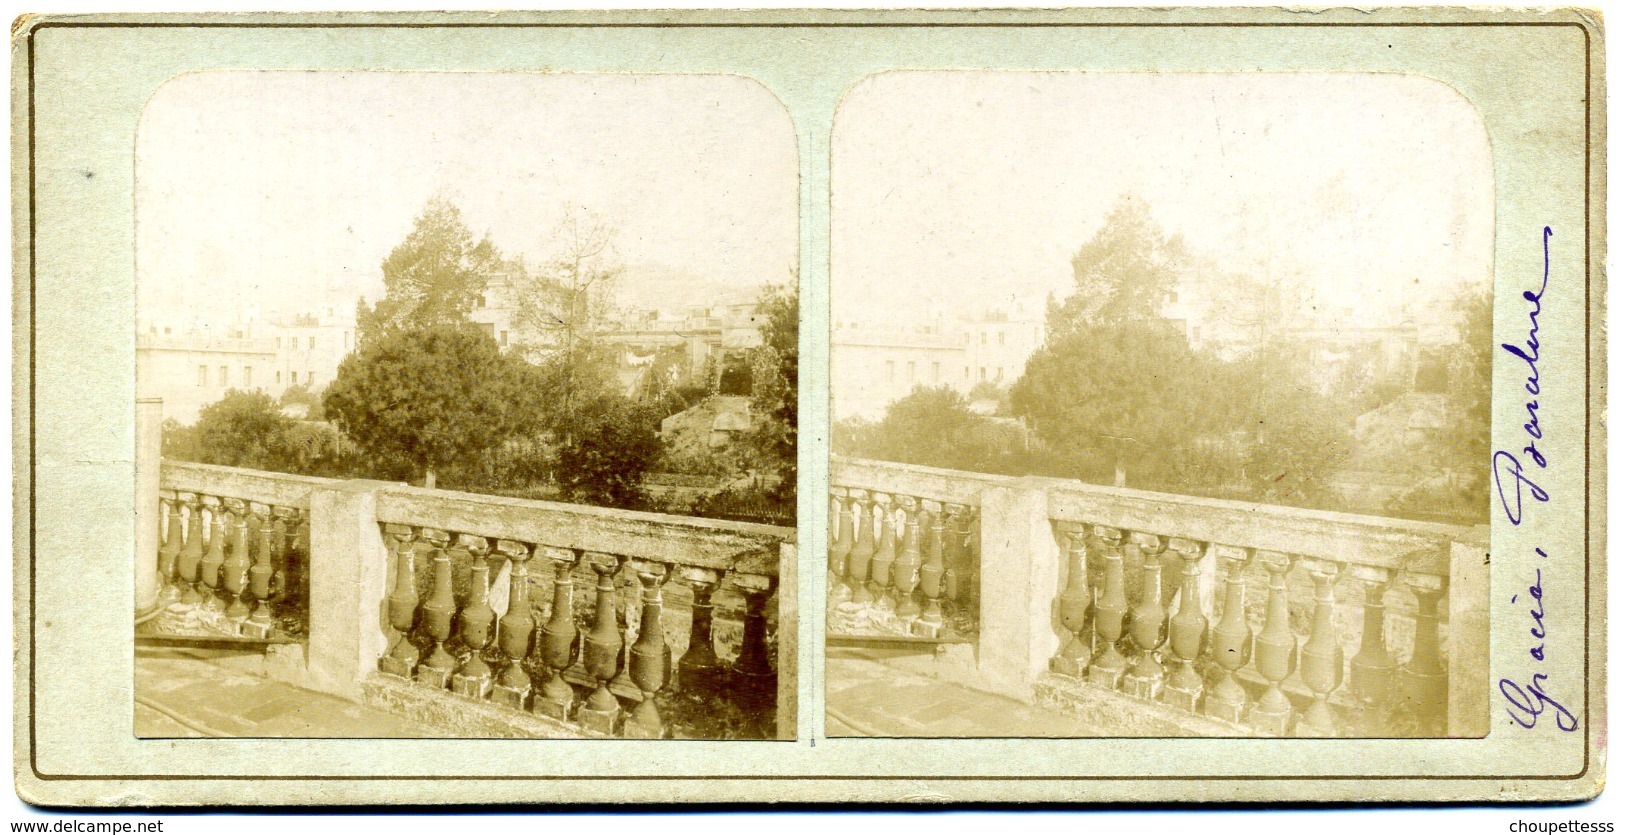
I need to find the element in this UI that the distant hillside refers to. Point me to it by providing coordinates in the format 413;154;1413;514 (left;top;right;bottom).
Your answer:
614;261;774;309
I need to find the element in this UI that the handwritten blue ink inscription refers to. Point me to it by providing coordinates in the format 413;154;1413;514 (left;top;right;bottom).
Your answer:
1493;226;1552;526
1494;227;1576;733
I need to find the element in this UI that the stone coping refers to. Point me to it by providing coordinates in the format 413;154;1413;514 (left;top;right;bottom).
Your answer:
161;459;793;576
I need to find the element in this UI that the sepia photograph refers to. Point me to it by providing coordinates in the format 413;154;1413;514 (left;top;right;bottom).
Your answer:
828;72;1493;739
132;71;799;740
16;7;1601;807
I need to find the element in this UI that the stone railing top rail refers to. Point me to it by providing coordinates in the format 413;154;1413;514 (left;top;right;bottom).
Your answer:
161;459;792;577
161;460;336;509
374;486;790;576
832;456;1485;576
830;457;1009;507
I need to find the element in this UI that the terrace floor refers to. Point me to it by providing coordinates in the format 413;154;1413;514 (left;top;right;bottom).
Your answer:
824;652;1107;738
135;649;440;738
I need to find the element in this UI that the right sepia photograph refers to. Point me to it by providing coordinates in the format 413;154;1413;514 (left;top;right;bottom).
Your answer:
827;72;1493;739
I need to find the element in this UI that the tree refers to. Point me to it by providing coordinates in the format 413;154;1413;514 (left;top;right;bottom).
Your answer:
510;208;625;444
357;196;500;344
1012;318;1230;487
1445;289;1494;506
837;385;1022;474
743;282;798;504
511;207;622;360
1229;350;1358;507
278;381;325;421
1386;287;1493;522
164;390;293;470
323;324;540;489
1049;193;1189;337
555;394;662;509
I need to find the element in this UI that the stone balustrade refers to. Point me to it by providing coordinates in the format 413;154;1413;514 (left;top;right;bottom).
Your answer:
831;456;1489;738
369;485;792;739
143;459;795;740
149;461;325;641
827;459;993;642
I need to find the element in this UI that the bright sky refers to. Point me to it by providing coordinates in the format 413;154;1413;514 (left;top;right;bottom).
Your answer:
137;71;798;324
832;72;1494;328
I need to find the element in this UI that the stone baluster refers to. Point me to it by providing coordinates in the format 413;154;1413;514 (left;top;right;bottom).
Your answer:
271;508;299;613
731;573;778;738
579;553;627;735
268;507;292;605
966;508;983;605
915;501;947;637
1296;558;1346;736
869;495;897;611
1160;538;1208;711
1050;523;1091;679
1248;550;1299;735
829;489;853;605
942;504;969;615
534;547;582;720
845;491;876;606
609;568;639;700
242;503;277;639
156;490;179;594
222;499;253;621
414;529;456;689
452;535;496;699
1399;573;1448;736
157;492;182;603
1347;566;1397;735
283;508;304;559
1123;533;1169;699
676;567;724;695
625;562;674;739
1204;546;1255;724
492;539;535;709
1087;527;1129;689
893;497;923;621
379;524;420;677
177;493;205;605
198;496;226;611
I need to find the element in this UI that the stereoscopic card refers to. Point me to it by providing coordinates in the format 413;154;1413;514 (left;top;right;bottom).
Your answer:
13;7;1605;805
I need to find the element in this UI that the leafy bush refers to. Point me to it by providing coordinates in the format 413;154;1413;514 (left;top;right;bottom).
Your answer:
323;323;542;489
555;395;663;509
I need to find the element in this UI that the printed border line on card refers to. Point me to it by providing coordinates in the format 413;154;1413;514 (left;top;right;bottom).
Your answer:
20;15;1597;786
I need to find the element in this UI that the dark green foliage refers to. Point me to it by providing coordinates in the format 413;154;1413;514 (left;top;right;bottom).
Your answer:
1386;289;1493;522
1013;319;1229;485
838;385;1029;475
531;340;622;444
1010;195;1362;504
323;324;541;488
743;283;798;506
277;382;325;421
555;394;663;509
162;390;358;478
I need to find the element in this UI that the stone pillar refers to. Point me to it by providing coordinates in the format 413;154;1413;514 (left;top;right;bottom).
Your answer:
134;397;163;624
304;479;401;701
1447;526;1491;738
776;537;798;741
974;479;1057;701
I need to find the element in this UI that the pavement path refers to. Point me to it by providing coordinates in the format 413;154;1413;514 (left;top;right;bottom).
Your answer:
138;646;1111;739
824;652;1106;738
135;649;442;738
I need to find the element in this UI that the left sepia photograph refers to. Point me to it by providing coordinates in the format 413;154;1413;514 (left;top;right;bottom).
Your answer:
132;72;799;740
